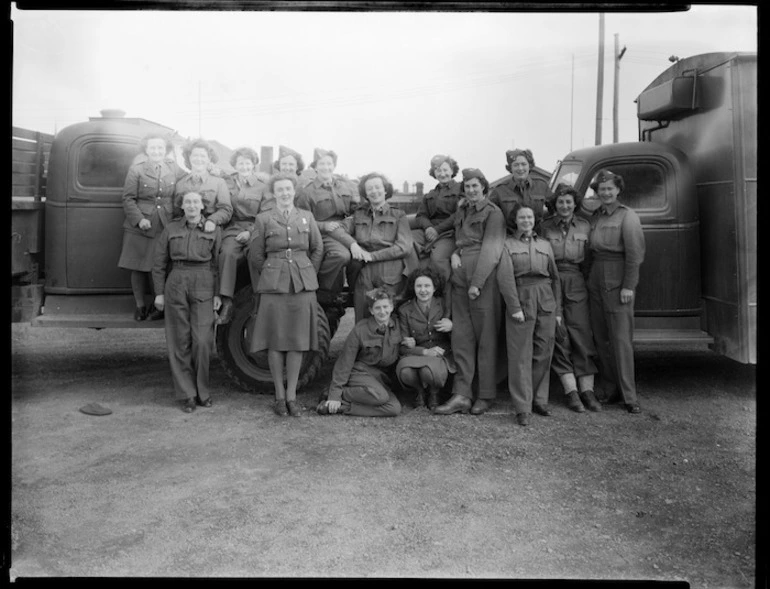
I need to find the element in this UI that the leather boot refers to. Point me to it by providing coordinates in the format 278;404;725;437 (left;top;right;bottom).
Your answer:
426;388;440;412
565;390;586;413
470;398;492;415
413;389;426;409
579;390;602;412
433;394;471;415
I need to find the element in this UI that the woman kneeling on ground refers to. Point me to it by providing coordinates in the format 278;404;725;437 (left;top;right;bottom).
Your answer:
317;288;402;417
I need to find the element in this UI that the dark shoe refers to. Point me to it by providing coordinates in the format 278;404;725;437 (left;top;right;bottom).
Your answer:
287;400;301;417
273;400;288;416
134;306;147;321
533;404;552;417
196;396;213;408
316;400;337;415
181;398;196;413
516;412;531;426
413;389;426;409
217;297;233;325
565;390;586;413
146;305;164;321
433;394;472;415
470;399;492;415
626;403;641;414
426;388;440;411
579;390;602;412
599;389;622;405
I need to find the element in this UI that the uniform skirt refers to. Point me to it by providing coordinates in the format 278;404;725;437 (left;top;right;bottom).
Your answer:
395;355;452;389
118;230;159;272
250;291;319;352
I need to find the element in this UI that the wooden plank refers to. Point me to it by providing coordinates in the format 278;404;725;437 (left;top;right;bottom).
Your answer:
13;150;40;164
12;138;40;152
12;127;55;142
12;172;38;187
12;186;37;197
12;161;37;174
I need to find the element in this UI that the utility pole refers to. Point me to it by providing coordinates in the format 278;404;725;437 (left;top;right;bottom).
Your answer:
570;53;575;151
613;34;627;143
595;13;605;146
198;80;202;137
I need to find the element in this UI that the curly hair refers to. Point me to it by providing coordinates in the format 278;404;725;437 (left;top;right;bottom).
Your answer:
182;138;218;169
358;172;394;201
589;169;625;193
428;155;460;179
273;152;305;175
174;190;204;211
401;266;446;302
548;182;583;213
267;172;298;193
139;133;175;155
229;146;259;168
365;287;395;309
506;202;536;232
505;148;535;173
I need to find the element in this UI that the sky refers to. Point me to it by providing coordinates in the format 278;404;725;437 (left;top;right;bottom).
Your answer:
11;3;757;191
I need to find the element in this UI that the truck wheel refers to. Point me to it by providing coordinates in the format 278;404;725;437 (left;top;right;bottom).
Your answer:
215;286;331;393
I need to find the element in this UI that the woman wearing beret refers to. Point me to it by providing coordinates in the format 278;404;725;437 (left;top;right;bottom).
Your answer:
434;168;506;416
489;148;552;230
497;204;562;426
317;288;402;417
412;154;462;283
217;146;271;325
248;172;323;417
174;138;233;236
540;184;601;413
295;148;359;307
586;170;645;414
395;266;455;412
152;191;222;413
118;133;186;321
330;171;417;323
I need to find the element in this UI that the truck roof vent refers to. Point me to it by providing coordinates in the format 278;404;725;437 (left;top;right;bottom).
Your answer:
99;109;126;118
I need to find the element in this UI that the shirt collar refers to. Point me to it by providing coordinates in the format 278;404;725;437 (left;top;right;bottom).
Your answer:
460;196;489;211
368;316;395;333
514;229;537;241
600;201;621;215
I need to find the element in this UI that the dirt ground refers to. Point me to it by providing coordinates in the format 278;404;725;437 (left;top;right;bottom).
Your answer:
9;311;757;584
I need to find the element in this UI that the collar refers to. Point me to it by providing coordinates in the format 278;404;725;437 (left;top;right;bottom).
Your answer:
313;176;336;189
235;173;258;187
368;316;395;333
510;176;531;189
459;196;489;211
514;229;537;241
599;201;622;215
369;202;391;216
190;171;209;182
558;215;575;227
186;217;205;230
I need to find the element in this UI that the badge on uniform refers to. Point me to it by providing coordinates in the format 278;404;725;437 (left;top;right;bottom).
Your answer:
302;217;307;225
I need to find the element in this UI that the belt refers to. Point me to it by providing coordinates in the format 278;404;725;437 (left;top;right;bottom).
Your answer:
516;276;551;286
556;262;582;272
592;251;625;261
457;245;481;256
172;260;210;267
267;249;300;260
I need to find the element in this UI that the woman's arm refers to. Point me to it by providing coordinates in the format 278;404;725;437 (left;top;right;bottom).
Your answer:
470;207;505;289
327;327;362;402
121;166;144;227
308;215;324;273
368;214;413;262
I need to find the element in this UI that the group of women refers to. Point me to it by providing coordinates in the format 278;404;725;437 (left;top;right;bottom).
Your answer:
122;135;645;423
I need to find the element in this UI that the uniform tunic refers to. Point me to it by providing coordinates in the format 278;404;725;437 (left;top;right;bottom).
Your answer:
332;202;417;323
489;175;552;229
248;207;323;352
152;218;221;402
327;316;402;417
412;179;462;281
540;214;598;378
219;172;270;298
174;173;233;227
449;197;505;400
395;297;456;390
295;176;358;299
497;231;562;414
118;159;186;272
587;201;645;404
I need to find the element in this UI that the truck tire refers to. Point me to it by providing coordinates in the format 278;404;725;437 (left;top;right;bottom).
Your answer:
215;286;331;393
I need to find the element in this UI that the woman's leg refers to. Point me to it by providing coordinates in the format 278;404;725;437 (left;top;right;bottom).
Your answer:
267;350;287;401
285;351;304;402
131;270;148;308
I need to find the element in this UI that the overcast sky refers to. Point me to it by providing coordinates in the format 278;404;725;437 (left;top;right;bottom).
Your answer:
11;3;757;190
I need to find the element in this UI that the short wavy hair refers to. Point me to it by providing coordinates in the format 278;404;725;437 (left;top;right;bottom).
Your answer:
402;266;446;302
267;172;298;193
229;146;259;168
548;182;583;213
182;138;218;169
358;172;394;201
174;190;204;211
139;133;175;155
589;169;625;193
428;156;460;179
506;202;536;232
273;153;306;175
505;148;535;173
365;287;395;309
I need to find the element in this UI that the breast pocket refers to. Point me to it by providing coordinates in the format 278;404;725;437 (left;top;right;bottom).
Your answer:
313;196;337;220
200;189;217;211
374;218;398;243
566;234;588;261
168;234;187;258
194;232;217;259
598;223;621;245
361;336;383;361
354;220;372;242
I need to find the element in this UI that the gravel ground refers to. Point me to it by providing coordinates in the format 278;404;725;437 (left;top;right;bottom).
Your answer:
9;313;757;584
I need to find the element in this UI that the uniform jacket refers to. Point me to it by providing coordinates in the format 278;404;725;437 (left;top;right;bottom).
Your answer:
540;214;592;270
223;172;270;238
152;218;222;295
489;176;552;226
248;207;323;294
396;297;456;369
589;201;646;290
452;197;506;290
328;317;402;401
122;160;186;238
295;176;359;232
174;173;233;227
414;179;462;234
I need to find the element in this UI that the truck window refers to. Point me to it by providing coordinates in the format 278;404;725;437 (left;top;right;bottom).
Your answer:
584;162;667;210
77;142;137;189
551;161;582;191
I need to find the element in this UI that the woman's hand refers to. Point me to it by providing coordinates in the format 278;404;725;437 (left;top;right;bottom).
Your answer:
138;218;151;231
401;337;416;349
468;286;480;300
434;318;453;332
213;295;222;312
511;311;525;323
235;230;251;244
326;221;341;232
350;243;367;261
555;315;563;327
620;288;634;304
450;253;462;270
154;294;165;312
424;346;445;357
325;400;342;414
204;220;216;233
425;226;438;242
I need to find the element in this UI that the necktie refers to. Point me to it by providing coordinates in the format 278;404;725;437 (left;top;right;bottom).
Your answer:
283;210;290;222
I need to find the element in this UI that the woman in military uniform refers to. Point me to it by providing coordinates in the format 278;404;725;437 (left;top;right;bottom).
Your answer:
489;148;552;230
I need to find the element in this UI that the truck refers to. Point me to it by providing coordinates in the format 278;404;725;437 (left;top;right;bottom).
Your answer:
549;51;756;364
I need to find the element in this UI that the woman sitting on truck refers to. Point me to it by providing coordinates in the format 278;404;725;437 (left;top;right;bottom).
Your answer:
118;133;186;322
152;191;222;413
586;170;645;414
489;148;552;231
216;147;271;326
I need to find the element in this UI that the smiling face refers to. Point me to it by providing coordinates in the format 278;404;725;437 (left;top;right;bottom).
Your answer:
315;155;336;180
463;177;485;203
279;155;298;174
510;155;530;181
369;297;394;324
434;161;453;184
555;193;576;219
596;180;620;206
515;206;535;235
272;178;296;208
235;155;255;177
182;192;204;221
189;147;211;173
414;275;436;304
145;137;167;164
364;176;387;208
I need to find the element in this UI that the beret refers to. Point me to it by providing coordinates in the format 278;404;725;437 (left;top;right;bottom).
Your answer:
313;147;338;166
461;167;487;183
278;145;302;162
506;148;533;164
589;169;622;190
430;154;448;168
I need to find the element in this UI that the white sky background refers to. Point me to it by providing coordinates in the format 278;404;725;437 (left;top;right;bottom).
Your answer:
12;4;757;190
